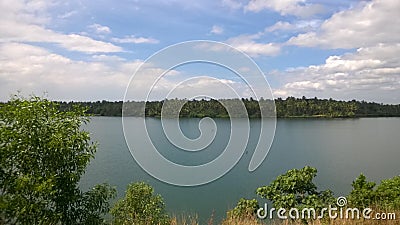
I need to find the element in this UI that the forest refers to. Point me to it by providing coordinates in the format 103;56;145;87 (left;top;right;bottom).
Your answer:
57;97;400;118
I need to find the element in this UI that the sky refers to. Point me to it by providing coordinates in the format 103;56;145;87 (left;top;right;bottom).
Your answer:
0;0;399;103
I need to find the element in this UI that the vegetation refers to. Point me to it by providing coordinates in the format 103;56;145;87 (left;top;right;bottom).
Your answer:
225;167;400;224
57;97;400;118
227;198;259;219
0;96;116;224
110;182;170;225
348;174;400;210
256;166;335;211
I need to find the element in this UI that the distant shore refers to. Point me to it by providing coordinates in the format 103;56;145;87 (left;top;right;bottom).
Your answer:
55;97;400;118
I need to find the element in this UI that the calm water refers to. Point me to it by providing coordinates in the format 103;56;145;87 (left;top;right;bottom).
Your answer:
80;117;400;223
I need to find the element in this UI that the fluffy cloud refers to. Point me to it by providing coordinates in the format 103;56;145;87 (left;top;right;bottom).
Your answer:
0;0;122;53
287;0;400;49
0;42;133;101
273;44;400;103
271;0;400;103
227;35;280;57
245;0;324;18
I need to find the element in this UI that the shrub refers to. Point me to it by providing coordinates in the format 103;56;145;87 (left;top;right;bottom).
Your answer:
111;182;170;225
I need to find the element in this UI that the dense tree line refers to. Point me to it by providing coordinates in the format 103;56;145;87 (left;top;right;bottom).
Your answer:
57;97;400;118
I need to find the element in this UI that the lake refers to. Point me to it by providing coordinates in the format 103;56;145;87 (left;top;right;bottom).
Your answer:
80;117;400;223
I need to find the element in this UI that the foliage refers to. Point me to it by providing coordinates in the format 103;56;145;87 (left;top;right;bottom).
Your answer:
348;174;400;210
256;166;335;210
347;174;376;208
0;95;115;224
110;182;170;225
57;97;400;118
375;176;400;209
227;198;259;218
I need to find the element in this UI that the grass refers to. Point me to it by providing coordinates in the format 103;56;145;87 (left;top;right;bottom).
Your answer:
169;210;399;225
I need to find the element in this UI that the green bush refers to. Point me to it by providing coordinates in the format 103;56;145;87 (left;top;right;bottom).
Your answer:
256;166;334;210
111;182;170;225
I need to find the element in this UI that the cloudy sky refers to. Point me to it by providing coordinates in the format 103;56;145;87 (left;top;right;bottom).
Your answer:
0;0;399;103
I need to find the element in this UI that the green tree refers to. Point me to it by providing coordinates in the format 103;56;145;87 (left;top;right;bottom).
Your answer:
0;95;115;224
375;176;400;209
256;166;334;210
111;182;170;225
347;174;376;208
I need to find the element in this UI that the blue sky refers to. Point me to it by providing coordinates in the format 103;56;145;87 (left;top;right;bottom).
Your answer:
0;0;399;103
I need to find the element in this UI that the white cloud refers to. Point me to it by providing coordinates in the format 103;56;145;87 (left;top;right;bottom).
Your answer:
0;42;133;101
272;44;400;103
112;35;159;44
88;23;111;34
0;42;193;101
210;25;224;35
245;0;324;18
266;20;321;32
0;0;122;53
227;35;280;57
287;0;400;49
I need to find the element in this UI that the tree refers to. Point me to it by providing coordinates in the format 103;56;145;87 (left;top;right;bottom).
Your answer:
348;174;400;209
375;176;400;209
111;182;170;225
0;95;115;224
347;174;376;208
256;166;334;210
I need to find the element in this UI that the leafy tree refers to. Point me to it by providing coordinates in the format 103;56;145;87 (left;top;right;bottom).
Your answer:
227;198;259;218
347;174;376;208
375;176;400;209
348;174;400;209
256;166;334;210
0;95;116;224
111;182;170;225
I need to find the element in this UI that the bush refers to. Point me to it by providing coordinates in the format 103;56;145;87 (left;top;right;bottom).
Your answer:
256;166;334;211
111;182;170;225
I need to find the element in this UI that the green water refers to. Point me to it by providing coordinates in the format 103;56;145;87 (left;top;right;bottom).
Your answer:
80;117;400;223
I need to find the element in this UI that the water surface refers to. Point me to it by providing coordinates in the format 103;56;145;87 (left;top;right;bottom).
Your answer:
80;117;400;223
